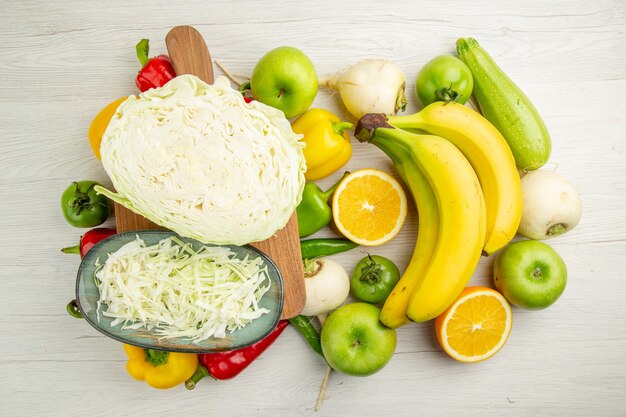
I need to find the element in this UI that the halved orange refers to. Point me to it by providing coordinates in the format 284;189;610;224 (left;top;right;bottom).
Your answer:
331;168;407;246
435;286;512;363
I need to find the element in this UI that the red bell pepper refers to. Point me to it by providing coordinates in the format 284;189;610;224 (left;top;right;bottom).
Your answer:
135;39;176;92
185;320;288;389
61;227;116;258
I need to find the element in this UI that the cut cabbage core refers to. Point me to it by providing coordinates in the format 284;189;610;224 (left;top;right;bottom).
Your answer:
96;75;305;245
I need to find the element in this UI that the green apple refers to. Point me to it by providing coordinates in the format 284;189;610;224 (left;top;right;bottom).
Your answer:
320;303;396;376
250;46;318;118
493;240;567;310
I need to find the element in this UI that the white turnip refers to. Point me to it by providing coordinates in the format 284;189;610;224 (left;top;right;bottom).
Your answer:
321;59;407;119
518;170;582;240
301;258;350;316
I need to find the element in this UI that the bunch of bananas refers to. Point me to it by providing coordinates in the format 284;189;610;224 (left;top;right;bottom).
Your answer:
354;102;522;328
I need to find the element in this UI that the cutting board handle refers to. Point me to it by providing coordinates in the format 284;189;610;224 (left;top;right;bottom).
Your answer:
165;26;214;84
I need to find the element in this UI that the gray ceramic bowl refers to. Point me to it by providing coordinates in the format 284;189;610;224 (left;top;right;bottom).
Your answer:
75;230;284;353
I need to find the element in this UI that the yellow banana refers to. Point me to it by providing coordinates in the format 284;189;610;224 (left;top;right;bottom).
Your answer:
356;116;486;323
403;131;486;322
372;140;440;329
388;102;521;255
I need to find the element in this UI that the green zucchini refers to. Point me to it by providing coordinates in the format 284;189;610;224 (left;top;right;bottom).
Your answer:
456;38;551;170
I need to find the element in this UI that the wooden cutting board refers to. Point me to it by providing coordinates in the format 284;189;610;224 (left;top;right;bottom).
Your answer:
113;25;305;319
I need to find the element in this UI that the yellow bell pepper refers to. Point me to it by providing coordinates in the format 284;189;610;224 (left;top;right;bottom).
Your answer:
88;96;128;160
292;108;353;181
124;344;198;389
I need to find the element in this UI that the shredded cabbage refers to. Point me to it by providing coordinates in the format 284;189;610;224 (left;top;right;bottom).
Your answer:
95;75;306;245
94;236;271;342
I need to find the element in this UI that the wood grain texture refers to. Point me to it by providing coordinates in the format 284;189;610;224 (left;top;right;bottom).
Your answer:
1;1;626;416
114;207;165;232
250;213;306;318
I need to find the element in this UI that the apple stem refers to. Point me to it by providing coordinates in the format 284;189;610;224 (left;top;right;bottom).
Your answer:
533;267;543;278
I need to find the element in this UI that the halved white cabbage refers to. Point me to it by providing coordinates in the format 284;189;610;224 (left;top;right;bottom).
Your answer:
96;75;305;245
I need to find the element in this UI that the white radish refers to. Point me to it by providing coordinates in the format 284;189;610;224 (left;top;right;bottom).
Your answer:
321;59;407;119
518;170;582;240
301;258;350;316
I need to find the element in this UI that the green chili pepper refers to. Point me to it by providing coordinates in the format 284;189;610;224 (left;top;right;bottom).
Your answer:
289;315;324;358
300;238;358;260
296;172;349;238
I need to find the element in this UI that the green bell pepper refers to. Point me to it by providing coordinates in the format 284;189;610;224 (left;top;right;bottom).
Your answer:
296;172;349;238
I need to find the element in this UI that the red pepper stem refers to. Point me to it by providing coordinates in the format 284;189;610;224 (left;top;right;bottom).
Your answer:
332;121;354;136
185;365;212;390
61;245;80;255
320;171;350;203
136;39;150;67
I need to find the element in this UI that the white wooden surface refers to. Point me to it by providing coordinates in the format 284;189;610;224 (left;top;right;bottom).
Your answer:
1;1;625;416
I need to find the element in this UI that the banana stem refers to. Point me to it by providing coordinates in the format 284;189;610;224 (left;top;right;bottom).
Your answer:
386;113;422;130
354;114;394;143
355;114;422;151
357;112;425;136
